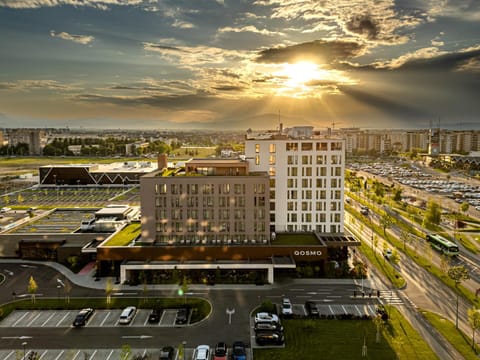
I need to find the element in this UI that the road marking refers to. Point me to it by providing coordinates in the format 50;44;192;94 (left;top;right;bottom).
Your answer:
100;312;111;326
72;350;81;360
39;349;47;359
90;349;98;358
56;312;70;327
326;295;342;298
121;335;153;339
54;350;65;360
41;313;55;327
12;311;29;327
159;310;166;325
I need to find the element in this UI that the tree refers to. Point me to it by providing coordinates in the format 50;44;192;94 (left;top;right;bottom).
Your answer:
28;276;38;304
120;344;132;360
460;202;470;214
423;200;442;229
373;314;384;343
380;212;394;236
105;277;113;305
448;265;470;329
468;308;480;352
400;229;411;252
393;187;403;202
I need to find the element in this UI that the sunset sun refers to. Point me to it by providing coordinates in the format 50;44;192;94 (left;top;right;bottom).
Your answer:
280;61;319;86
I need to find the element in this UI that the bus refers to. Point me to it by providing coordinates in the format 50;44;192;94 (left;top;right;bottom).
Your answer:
426;234;459;256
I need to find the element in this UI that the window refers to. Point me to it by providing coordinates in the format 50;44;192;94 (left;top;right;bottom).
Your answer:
316;155;325;165
218;197;227;207
316;142;328;151
289;190;297;199
331;155;341;164
187;197;198;207
255;183;265;194
203;184;214;194
302;202;309;211
331;179;338;187
203;209;213;219
287;178;295;188
302;178;309;188
255;155;260;165
270;178;275;188
171;197;181;207
221;184;230;194
188;209;198;219
305;190;312;199
255;196;265;206
269;143;276;153
287;155;297;165
286;142;298;151
269;167;276;176
203;196;214;207
156;184;167;194
302;155;310;165
289;167;298;176
301;142;313;151
269;155;276;165
219;209;229;219
188;184;198;195
172;209;182;220
234;184;242;194
334;167;342;176
255;144;260;153
318;190;326;199
287;202;295;211
303;167;312;176
291;213;297;222
305;213;312;222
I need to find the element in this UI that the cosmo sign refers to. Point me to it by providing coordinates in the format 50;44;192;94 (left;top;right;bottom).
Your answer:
293;249;323;257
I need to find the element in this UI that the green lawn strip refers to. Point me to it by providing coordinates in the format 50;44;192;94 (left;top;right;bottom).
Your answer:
104;223;141;246
345;205;405;289
254;307;437;360
346;201;479;307
421;310;479;359
0;297;210;324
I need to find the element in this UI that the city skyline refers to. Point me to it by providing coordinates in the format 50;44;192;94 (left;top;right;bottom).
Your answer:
0;0;479;130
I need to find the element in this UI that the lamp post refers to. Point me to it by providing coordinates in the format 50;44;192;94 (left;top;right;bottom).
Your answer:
22;341;27;360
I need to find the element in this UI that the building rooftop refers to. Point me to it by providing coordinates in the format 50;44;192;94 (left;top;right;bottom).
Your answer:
40;161;158;173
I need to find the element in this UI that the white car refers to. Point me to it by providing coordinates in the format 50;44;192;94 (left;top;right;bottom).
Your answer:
119;306;136;324
255;312;280;324
193;345;210;360
281;298;293;316
384;248;393;260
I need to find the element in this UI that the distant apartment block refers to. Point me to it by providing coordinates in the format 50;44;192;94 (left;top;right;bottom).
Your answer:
7;128;47;155
245;127;345;234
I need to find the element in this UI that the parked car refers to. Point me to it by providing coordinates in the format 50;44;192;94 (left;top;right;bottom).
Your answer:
193;345;210;360
305;301;319;317
148;308;162;323
213;342;228;360
255;330;285;346
254;312;279;324
254;321;284;332
360;206;369;215
384;248;393;260
119;306;136;324
0;207;11;213
232;341;246;360
175;307;188;324
73;308;94;327
159;346;174;360
281;298;293;316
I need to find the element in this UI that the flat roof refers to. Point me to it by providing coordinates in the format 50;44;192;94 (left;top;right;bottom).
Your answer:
40;161;158;173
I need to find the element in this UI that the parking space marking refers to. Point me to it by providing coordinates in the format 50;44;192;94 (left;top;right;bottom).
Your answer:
72;350;81;359
3;350;15;360
41;313;55;327
106;349;115;360
12;311;29;327
27;312;42;327
159;310;166;324
90;349;98;359
39;349;48;359
341;305;348;315
54;350;64;360
56;312;70;327
100;311;110;326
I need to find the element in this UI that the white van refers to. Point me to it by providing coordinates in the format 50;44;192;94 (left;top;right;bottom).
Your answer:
80;218;95;231
119;306;136;324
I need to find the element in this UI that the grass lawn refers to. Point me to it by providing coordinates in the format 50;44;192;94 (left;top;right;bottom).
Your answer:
274;233;320;245
422;310;479;359
104;223;141;246
254;308;438;360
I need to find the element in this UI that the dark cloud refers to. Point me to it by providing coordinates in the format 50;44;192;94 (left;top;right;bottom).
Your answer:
212;85;246;91
345;14;379;40
255;40;366;64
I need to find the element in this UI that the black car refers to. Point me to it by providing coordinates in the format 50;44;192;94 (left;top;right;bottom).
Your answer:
148;308;162;323
175;308;189;324
73;308;94;327
254;321;284;332
255;331;285;346
305;301;319;317
159;346;174;360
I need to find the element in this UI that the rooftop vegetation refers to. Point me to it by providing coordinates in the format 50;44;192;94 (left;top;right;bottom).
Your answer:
103;223;141;246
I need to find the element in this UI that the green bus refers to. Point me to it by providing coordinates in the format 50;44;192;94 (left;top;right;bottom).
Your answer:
426;234;459;256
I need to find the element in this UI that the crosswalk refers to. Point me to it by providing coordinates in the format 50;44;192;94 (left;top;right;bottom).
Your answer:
378;290;403;305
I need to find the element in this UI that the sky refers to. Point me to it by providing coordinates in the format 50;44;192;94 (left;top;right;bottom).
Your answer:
0;0;479;131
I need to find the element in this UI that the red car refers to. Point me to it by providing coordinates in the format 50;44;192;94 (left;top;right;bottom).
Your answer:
213;342;227;360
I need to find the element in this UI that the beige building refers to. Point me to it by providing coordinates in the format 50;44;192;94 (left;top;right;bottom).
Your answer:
140;158;270;245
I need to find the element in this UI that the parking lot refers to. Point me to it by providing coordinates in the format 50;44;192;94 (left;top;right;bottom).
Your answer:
276;302;377;318
0;308;184;328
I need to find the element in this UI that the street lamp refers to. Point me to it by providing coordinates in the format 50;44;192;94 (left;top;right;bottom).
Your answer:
22;341;27;360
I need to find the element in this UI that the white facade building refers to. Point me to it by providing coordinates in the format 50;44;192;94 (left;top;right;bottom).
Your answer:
245;130;345;234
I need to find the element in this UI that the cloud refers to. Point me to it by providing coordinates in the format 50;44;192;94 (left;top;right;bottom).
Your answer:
255;40;367;65
172;20;195;29
218;25;284;37
254;0;425;45
0;79;75;91
50;30;94;45
0;0;142;10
